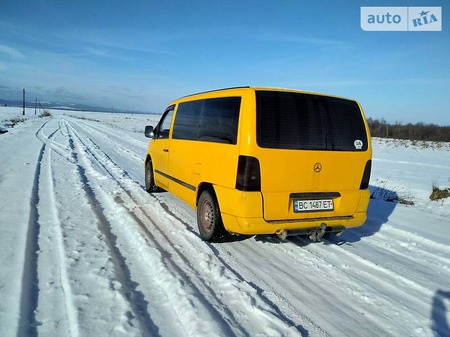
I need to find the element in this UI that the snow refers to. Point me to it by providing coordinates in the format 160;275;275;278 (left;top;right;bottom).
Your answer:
0;106;449;337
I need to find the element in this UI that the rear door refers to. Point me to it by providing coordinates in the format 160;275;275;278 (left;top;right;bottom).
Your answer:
255;90;370;221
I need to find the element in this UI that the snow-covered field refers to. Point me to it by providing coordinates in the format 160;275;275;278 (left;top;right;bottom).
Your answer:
1;107;449;337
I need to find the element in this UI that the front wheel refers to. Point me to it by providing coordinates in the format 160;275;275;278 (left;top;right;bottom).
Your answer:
145;160;157;193
197;190;224;241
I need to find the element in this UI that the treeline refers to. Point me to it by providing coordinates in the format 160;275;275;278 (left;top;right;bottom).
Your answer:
367;118;450;142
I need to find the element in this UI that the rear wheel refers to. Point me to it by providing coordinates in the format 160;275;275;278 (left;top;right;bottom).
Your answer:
145;160;157;192
197;190;224;241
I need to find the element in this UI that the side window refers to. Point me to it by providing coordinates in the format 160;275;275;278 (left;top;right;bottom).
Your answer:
156;106;175;139
172;97;241;144
198;97;241;144
172;100;203;140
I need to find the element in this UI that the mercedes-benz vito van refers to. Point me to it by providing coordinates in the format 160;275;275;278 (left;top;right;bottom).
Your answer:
144;87;372;241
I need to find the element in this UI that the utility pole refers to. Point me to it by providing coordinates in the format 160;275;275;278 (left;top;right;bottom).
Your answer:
35;98;37;115
22;89;25;115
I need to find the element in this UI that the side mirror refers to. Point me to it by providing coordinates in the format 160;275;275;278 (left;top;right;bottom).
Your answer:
144;125;154;138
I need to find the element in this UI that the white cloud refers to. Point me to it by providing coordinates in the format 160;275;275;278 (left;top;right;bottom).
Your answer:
0;44;25;59
85;47;109;57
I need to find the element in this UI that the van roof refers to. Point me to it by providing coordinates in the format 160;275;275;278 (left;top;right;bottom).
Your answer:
179;86;250;98
177;86;356;102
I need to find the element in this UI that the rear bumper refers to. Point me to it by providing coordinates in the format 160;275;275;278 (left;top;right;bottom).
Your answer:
215;186;370;236
222;211;367;235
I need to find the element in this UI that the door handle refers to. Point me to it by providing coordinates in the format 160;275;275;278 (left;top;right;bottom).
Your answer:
163;149;169;152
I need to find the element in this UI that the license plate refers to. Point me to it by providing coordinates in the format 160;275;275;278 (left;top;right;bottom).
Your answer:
294;199;334;213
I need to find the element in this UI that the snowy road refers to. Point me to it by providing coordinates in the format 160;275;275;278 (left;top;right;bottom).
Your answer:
1;109;449;337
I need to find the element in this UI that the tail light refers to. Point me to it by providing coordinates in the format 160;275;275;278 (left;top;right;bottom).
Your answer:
360;160;372;190
236;156;261;191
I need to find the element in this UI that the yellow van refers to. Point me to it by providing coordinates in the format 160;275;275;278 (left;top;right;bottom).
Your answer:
144;87;372;241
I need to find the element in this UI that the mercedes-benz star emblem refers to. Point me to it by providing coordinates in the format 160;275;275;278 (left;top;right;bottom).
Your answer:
314;163;322;173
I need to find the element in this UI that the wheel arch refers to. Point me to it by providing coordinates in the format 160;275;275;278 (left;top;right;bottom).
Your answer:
145;154;152;168
196;182;216;207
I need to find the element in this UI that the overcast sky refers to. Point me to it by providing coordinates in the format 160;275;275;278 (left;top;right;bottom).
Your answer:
1;0;449;125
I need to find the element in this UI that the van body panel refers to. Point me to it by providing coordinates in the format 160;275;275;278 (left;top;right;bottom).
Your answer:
168;139;240;208
256;150;370;221
356;189;371;212
213;185;263;218
145;87;372;238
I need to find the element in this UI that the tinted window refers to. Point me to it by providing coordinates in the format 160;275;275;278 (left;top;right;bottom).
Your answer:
173;97;241;144
198;97;241;144
172;100;202;141
256;91;368;151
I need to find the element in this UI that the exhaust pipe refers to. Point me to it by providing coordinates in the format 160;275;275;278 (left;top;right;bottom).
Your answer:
277;230;288;240
277;223;329;241
309;223;327;241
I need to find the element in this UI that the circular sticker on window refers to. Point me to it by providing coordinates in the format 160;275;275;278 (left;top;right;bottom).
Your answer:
354;140;363;150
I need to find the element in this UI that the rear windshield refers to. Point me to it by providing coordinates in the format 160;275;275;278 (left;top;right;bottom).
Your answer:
256;91;368;151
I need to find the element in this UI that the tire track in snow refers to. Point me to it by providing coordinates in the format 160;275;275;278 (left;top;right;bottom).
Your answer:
17;120;60;337
34;120;79;336
70;115;148;148
334;225;450;291
68;116;147;163
116;198;244;336
16;122;47;337
66;118;306;336
63;121;159;337
342;217;450;258
208;229;435;336
66;119;241;336
213;239;335;337
288;236;436;334
152;198;312;336
298;234;431;295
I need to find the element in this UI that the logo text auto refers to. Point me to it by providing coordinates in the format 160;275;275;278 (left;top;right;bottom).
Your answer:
361;7;442;31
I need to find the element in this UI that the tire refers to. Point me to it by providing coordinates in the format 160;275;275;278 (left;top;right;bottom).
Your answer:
197;190;224;241
145;160;157;193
